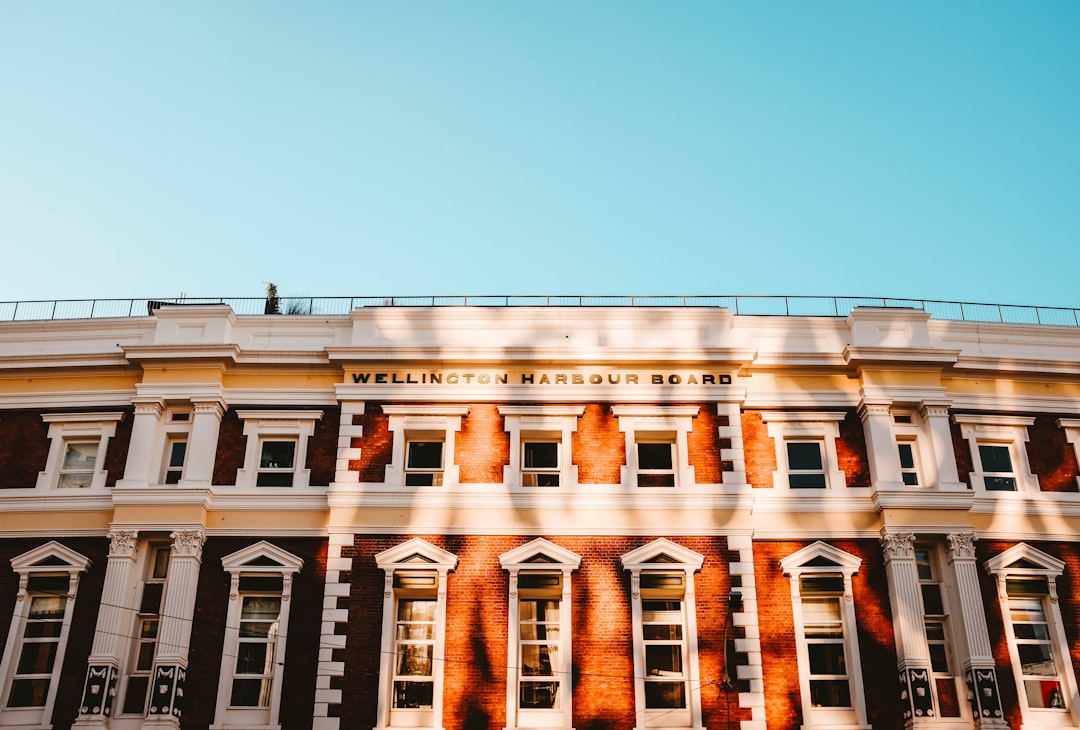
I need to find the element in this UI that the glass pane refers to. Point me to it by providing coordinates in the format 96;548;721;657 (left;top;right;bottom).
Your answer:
393;680;433;709
643;624;682;641
524;442;558;469
407;441;443;469
256;471;293;487
638;473;676;487
121;676;150;715
235;643;272;674
898;443;915;469
520;680;559;709
638;443;673;470
788;442;823;470
929;643;950;673
396;623;435;641
921;584;944;615
979;444;1013;473
810;679;851;707
521;645;557;676
644;681;686;709
7;678;49;707
645;645;683;675
58;471;94;488
1018;643;1057;675
24;622;63;639
802;597;842;625
1026;680;1067;709
168;441;187;468
789;472;827;488
63;442;98;470
241;596;281;620
397;645;433;677
902;471;920;486
136;641;156;670
936;677;962;717
985;475;1017;491
16;642;58;674
1014;623;1051;641
398;599;436;622
230;677;272;707
915;550;933;580
808;643;846;674
260;441;295;469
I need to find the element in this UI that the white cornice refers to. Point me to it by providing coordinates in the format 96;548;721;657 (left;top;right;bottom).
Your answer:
843;346;959;367
122;344;241;362
946;393;1080;415
952;413;1037;427
0;353;131;369
0;390;137;409
0;492;115;511
871;490;975;511
326;346;758;365
750;492;875;513
952;356;1080;376
741;390;860;409
336;383;749;404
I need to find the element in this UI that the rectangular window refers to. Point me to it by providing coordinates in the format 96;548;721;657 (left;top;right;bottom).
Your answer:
898;442;920;486
256;440;296;487
230;577;283;708
164;439;187;485
57;441;98;488
393;595;437;708
7;576;69;707
518;573;562;709
522;442;560;487
121;548;169;715
637;442;676;487
979;445;1017;491
800;576;851;708
640;574;688;710
914;548;962;718
788;442;827;489
405;441;444;486
1006;580;1067;711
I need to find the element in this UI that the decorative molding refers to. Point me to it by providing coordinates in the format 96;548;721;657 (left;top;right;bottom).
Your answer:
107;530;139;558
946;532;977;561
880;531;915;560
170;529;206;558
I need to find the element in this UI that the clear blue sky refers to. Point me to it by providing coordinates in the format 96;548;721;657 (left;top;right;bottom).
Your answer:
2;2;1078;306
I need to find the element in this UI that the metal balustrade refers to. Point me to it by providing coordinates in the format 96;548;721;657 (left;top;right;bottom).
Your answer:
0;295;1077;327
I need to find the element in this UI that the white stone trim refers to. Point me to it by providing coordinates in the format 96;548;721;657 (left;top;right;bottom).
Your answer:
613;406;698;488
499;406;584;488
235;410;324;489
382;406;469;488
779;542;869;730
620;539;705;730
1057;419;1080;490
761;412;847;491
500;539;581;730
36;412;125;491
953;414;1039;493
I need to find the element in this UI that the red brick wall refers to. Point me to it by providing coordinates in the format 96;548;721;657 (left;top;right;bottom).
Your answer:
1027;416;1079;492
0;410;50;488
0;537;109;730
573;405;624;484
456;404;510;483
186;537;327;730
212;408;245;484
103;408;134;487
336;535;741;730
837;411;871;488
754;540;900;730
306;407;341;486
688;405;724;484
741;411;776;488
351;403;392;483
950;421;974;488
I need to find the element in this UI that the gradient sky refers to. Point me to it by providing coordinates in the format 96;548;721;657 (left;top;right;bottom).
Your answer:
1;2;1078;306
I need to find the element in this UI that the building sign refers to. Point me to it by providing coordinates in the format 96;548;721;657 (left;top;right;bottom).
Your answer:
349;370;733;386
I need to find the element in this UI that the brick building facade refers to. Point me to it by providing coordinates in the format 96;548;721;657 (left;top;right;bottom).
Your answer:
1;302;1080;730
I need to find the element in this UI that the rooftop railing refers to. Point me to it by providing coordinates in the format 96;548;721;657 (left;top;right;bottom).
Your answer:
1;296;1078;327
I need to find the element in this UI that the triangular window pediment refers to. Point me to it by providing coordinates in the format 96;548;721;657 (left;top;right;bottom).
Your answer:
780;541;861;576
500;538;581;572
11;541;91;574
221;541;303;574
620;538;704;572
986;543;1065;576
377;538;458;572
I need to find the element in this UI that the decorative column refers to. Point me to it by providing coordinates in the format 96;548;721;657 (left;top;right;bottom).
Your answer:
74;531;140;728
145;529;205;729
920;404;964;490
946;533;1007;729
881;530;934;725
115;401;164;488
180;400;224;487
861;401;902;489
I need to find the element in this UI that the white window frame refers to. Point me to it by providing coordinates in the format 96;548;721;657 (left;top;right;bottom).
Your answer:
500;407;584;488
382;406;468;488
0;542;91;727
953;414;1039;493
1056;419;1080;490
620;539;705;730
986;543;1080;728
500;539;581;730
211;541;303;730
36;412;124;490
235;411;324;489
891;410;929;488
912;543;967;722
117;542;171;718
779;541;869;730
612;407;698;488
160;408;193;485
762;412;847;490
374;538;458;730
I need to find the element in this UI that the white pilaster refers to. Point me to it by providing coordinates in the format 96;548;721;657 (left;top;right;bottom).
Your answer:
920;404;964;490
180;401;224;487
116;401;164;488
861;401;903;489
